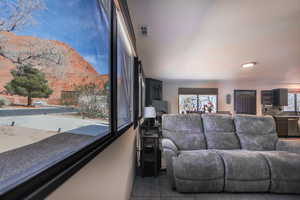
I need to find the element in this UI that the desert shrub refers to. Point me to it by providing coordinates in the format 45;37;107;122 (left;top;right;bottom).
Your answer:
60;91;79;106
75;83;109;119
0;99;5;107
0;96;11;107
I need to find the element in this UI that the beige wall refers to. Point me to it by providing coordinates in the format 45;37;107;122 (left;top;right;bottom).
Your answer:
163;80;300;115
47;127;137;200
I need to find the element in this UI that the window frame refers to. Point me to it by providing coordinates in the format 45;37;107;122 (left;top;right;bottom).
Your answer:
0;1;139;199
116;13;135;129
133;57;140;128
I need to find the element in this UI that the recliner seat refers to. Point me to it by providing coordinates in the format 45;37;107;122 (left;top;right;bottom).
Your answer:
162;114;300;194
174;150;224;193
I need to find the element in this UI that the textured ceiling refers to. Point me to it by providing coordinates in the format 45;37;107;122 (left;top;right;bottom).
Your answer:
127;0;300;83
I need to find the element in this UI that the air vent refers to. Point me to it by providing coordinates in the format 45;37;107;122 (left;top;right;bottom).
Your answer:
140;25;148;36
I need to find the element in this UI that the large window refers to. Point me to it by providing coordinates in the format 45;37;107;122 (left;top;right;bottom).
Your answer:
178;88;218;114
0;0;111;146
0;0;138;198
284;92;300;112
179;94;217;114
179;95;198;113
199;95;217;112
117;11;135;129
297;94;300;111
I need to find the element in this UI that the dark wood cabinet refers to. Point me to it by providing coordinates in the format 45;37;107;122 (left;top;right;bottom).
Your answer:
273;116;300;137
261;90;273;105
272;89;288;106
145;78;162;106
261;88;288;106
274;117;289;137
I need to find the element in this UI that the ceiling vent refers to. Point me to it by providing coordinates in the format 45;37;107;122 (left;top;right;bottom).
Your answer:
140;25;148;36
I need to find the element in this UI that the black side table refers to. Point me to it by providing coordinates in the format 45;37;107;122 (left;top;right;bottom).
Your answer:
140;129;161;177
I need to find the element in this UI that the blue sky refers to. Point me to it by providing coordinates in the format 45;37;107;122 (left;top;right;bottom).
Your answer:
14;0;110;75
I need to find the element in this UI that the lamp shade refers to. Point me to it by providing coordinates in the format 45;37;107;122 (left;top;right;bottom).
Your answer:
143;107;156;119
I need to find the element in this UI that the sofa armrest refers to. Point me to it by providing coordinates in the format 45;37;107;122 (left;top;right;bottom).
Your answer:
161;138;179;155
277;140;300;154
161;138;179;189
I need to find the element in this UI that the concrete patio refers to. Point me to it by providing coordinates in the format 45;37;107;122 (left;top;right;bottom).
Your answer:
0;114;108;134
0;112;109;153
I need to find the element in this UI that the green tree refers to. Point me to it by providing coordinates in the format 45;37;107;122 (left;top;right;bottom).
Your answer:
5;64;53;106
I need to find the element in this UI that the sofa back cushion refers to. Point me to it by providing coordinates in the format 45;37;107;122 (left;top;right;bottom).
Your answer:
162;114;206;150
234;115;278;151
202;114;241;149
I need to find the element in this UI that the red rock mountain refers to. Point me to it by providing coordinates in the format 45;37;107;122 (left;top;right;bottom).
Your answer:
0;32;108;105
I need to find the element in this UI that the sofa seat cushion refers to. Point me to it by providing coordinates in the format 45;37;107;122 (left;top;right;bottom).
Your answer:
259;151;300;194
217;150;270;192
234;115;278;151
173;150;224;192
202;114;241;150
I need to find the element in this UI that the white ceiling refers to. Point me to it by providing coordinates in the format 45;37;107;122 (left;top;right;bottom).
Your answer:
127;0;300;82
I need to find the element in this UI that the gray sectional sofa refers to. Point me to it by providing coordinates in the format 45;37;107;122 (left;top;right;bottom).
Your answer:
161;114;300;194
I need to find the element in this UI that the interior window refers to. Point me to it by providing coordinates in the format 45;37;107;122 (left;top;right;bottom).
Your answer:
138;72;145;118
117;11;134;128
284;93;296;112
179;94;217;114
198;95;217;113
178;95;198;114
296;93;300;112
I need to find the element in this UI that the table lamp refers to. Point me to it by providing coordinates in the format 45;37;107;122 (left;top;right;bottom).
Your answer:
143;106;156;130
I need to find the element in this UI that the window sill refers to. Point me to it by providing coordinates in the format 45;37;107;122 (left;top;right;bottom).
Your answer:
0;123;133;200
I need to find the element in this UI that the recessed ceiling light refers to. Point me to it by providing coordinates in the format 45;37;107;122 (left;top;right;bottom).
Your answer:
242;62;257;68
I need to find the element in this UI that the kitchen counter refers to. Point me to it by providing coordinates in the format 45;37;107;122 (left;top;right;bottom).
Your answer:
273;116;300;137
273;115;300;118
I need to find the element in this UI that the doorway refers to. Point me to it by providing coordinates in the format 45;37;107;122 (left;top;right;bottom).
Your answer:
234;90;257;115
